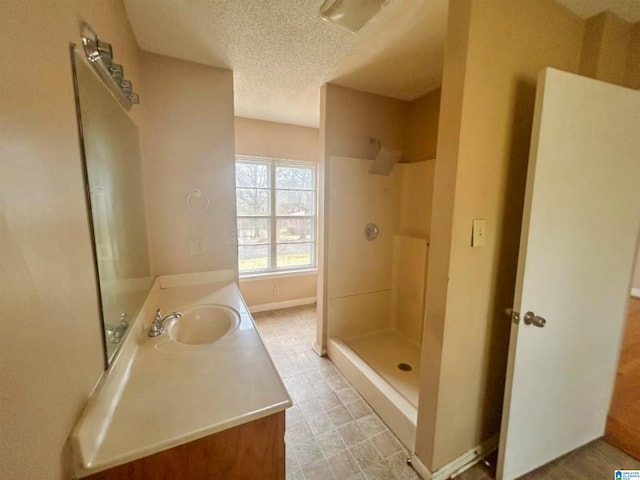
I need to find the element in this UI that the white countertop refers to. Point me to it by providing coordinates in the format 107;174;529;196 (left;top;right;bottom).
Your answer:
70;279;292;478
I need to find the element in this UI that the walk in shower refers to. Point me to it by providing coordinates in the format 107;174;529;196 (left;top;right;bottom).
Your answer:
324;155;433;450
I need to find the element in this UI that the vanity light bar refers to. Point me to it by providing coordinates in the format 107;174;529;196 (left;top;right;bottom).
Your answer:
80;22;140;108
109;64;124;82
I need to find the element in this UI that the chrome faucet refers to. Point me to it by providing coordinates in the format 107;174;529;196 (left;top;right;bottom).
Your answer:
148;308;182;337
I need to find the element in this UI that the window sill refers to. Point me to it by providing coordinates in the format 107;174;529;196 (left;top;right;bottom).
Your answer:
239;269;318;282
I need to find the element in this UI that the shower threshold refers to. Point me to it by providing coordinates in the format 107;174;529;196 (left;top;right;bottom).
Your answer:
328;329;420;451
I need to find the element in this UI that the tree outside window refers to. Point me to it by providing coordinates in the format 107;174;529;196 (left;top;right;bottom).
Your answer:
235;157;317;274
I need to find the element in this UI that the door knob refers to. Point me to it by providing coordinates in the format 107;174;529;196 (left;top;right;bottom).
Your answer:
524;311;546;328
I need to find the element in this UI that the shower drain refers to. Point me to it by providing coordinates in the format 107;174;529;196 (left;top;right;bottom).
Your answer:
397;363;412;372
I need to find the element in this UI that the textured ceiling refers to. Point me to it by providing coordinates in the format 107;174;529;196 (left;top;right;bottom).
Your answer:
555;0;640;21
123;0;447;127
123;0;639;128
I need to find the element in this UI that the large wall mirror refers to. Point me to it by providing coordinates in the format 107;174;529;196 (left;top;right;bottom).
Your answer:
71;48;152;366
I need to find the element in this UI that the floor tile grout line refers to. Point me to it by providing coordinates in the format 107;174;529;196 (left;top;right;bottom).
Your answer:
254;305;421;480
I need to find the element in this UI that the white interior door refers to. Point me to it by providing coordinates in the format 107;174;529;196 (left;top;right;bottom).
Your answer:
497;68;640;480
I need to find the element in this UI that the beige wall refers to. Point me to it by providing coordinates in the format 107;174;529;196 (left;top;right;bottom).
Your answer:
234;117;319;307
321;83;441;163
404;89;441;163
415;1;473;463
416;0;586;470
234;117;319;163
627;22;640;89
140;53;237;276
0;1;141;478
634;251;640;291
580;12;639;87
240;273;317;308
322;84;407;159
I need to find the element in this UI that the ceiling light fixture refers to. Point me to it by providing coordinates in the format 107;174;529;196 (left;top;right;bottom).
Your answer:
319;0;388;32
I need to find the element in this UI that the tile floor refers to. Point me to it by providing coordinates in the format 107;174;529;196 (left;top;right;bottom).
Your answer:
254;304;640;480
253;305;420;480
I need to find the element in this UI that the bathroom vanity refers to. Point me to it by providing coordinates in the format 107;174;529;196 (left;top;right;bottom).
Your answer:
70;275;291;479
83;412;284;479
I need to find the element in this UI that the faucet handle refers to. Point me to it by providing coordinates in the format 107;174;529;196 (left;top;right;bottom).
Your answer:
148;309;164;337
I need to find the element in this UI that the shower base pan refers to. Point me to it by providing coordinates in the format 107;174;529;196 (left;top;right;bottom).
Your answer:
328;330;420;450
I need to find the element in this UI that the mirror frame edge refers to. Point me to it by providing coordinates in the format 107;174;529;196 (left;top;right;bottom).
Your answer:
69;43;110;368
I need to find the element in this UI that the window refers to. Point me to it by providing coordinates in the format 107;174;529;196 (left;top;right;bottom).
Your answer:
235;156;317;275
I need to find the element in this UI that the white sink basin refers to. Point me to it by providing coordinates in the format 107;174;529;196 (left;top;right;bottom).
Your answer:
167;305;239;345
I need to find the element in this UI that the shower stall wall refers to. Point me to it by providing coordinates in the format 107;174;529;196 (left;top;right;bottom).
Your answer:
325;156;434;450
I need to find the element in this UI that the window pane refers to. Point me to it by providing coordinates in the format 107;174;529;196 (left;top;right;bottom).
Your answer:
277;243;313;269
276;190;315;216
236;188;270;216
276;165;315;190
236;162;269;188
238;218;270;245
238;245;269;272
277;218;314;243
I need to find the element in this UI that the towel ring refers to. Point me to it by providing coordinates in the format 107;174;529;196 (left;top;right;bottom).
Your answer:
186;188;210;212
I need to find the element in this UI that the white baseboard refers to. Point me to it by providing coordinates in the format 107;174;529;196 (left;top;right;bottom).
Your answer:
248;297;316;313
410;434;499;480
408;454;432;479
312;342;327;356
632;288;640;298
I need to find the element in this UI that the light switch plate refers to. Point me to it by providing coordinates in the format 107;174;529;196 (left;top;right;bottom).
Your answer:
472;219;487;247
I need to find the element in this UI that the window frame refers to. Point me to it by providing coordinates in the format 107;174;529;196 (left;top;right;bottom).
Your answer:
235;155;318;277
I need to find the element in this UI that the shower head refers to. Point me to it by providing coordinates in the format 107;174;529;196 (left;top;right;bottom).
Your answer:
369;146;402;176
